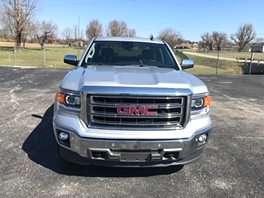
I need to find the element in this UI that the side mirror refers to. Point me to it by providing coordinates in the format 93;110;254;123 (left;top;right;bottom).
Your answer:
64;55;78;66
181;59;194;69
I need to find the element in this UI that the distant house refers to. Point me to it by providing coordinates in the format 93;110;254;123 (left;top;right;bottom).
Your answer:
69;40;85;48
175;41;198;49
251;43;264;53
191;42;199;49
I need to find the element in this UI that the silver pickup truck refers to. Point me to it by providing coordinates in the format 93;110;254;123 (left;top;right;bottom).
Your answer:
53;36;212;167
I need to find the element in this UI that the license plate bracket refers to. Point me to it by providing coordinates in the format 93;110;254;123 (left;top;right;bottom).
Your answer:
120;152;151;162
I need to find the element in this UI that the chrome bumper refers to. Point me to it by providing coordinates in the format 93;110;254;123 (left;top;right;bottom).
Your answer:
54;124;211;167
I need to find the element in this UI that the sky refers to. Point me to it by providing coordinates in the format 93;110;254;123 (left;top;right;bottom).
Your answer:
37;0;264;42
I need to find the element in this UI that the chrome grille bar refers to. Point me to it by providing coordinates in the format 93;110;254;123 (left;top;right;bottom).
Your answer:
87;95;187;129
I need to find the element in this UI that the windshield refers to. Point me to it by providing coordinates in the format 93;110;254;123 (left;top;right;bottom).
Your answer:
81;41;178;69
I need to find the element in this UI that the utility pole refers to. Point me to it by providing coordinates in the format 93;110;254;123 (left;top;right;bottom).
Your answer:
77;17;80;59
216;37;223;74
43;43;46;68
14;44;17;66
181;44;184;61
216;50;220;74
249;52;254;74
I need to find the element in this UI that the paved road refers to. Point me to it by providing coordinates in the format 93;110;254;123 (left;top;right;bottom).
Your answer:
184;51;264;64
184;51;237;61
0;67;263;198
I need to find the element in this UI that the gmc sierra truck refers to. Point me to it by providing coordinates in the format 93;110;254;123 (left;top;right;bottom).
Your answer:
53;36;212;167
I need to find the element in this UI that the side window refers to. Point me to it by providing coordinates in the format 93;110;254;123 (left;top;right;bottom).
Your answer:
162;47;174;66
152;47;163;64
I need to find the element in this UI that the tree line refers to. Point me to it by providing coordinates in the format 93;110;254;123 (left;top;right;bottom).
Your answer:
200;24;259;52
0;0;261;52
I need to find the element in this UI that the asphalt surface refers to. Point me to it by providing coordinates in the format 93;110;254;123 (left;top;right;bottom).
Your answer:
0;66;263;198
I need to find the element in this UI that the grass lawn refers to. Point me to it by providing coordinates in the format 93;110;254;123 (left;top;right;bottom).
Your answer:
0;42;246;74
184;49;264;60
187;65;225;74
0;44;84;68
187;54;242;74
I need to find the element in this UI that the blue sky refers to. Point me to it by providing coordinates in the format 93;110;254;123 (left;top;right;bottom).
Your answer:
37;0;264;41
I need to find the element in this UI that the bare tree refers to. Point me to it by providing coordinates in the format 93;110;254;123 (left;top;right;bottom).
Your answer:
61;27;73;44
157;28;182;48
22;20;37;47
231;23;256;52
73;25;78;41
79;29;84;41
85;19;103;40
0;26;12;40
106;20;127;36
212;31;228;51
0;0;39;50
201;32;214;51
253;37;264;43
127;28;136;37
72;25;78;41
36;21;58;49
72;25;84;41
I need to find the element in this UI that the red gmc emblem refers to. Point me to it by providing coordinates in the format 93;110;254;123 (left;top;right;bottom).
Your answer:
117;106;158;115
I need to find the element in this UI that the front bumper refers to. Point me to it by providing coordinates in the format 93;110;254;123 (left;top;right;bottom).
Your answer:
54;124;211;167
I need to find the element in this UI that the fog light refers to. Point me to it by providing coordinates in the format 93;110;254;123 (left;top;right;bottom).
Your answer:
198;134;207;142
59;132;68;140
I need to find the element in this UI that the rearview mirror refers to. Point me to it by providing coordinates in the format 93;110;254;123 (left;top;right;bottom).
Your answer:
64;55;78;66
181;59;194;69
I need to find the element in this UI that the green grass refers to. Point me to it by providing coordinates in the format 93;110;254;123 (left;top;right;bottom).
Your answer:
0;46;84;68
187;65;225;74
0;43;246;74
187;54;242;74
205;52;264;60
185;49;264;60
174;50;243;74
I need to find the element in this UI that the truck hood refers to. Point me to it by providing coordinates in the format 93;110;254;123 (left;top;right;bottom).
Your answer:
61;66;208;94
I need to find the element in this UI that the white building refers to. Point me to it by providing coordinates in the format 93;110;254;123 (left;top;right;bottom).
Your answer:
251;43;264;53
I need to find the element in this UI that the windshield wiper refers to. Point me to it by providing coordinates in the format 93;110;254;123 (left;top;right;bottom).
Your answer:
138;60;159;67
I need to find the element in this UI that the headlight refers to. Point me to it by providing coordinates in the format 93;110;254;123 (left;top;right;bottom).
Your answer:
56;92;80;107
191;96;211;110
65;95;80;105
192;98;204;108
191;95;211;118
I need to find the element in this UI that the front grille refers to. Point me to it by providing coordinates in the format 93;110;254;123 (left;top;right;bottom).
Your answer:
87;95;187;129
